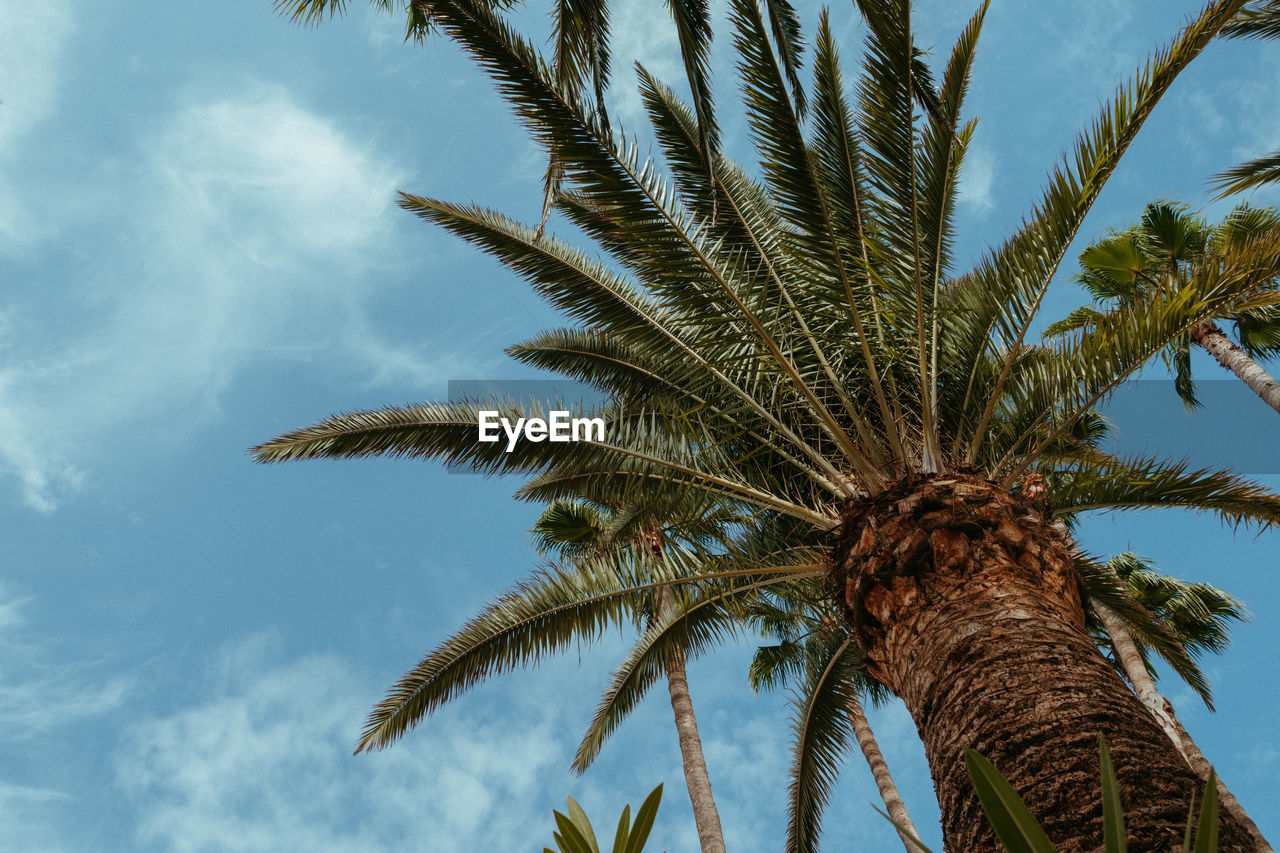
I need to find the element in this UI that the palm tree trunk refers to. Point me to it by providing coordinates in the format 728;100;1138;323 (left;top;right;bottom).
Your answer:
659;582;727;853
1096;603;1273;852
1192;322;1280;414
829;473;1255;851
846;691;925;853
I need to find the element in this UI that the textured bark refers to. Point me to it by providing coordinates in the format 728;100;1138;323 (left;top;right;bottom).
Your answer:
1193;322;1280;414
828;473;1253;852
659;584;727;853
847;691;925;853
1097;604;1273;852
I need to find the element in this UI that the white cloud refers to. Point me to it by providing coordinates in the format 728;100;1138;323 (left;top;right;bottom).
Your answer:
0;782;76;853
0;84;474;512
115;634;569;853
0;1;70;149
0;585;130;852
606;0;692;127
0;584;130;737
0;0;73;245
958;143;995;216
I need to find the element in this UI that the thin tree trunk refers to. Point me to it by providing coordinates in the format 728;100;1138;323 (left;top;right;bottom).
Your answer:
829;473;1254;851
1193;322;1280;414
846;691;925;853
658;573;727;853
1096;602;1273;852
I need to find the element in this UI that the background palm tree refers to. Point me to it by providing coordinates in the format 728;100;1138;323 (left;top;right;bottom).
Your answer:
531;498;728;853
1089;552;1272;851
1049;202;1280;413
747;594;925;853
255;0;1280;846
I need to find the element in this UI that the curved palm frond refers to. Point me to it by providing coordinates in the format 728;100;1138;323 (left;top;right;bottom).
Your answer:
1052;451;1280;530
572;545;825;771
1212;150;1280;198
1224;0;1280;39
947;0;1248;464
779;635;860;853
357;550;657;752
1076;553;1214;708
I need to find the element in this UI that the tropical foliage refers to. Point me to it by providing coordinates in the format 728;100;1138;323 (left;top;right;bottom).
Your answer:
1215;2;1280;196
887;738;1225;853
1093;551;1248;684
545;784;664;853
1048;201;1280;412
256;0;1280;846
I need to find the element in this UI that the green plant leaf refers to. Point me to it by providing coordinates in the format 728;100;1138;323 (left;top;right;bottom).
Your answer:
872;804;935;853
624;784;663;853
1098;735;1127;853
554;810;597;853
963;749;1056;853
1183;788;1197;853
612;804;631;853
566;796;601;853
1192;770;1220;853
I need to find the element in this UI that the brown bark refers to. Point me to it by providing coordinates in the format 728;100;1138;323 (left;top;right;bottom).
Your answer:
828;473;1253;852
846;691;926;853
1192;322;1280;414
1097;604;1273;852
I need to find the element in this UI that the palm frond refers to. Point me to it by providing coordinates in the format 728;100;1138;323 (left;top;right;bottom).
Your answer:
532;499;611;556
949;0;1249;464
666;0;719;200
356;554;655;752
572;556;823;770
1053;452;1280;531
780;637;861;853
1077;554;1214;708
273;0;437;40
1211;149;1280;198
762;0;807;116
1222;0;1280;39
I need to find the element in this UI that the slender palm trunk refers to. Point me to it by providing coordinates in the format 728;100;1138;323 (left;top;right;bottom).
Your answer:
657;576;727;853
1193;322;1280;414
829;473;1254;851
1096;603;1273;852
846;691;924;853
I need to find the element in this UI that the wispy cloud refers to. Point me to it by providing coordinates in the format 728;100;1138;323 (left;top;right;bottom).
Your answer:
0;584;130;852
0;782;77;853
0;84;476;512
0;585;131;738
115;633;570;853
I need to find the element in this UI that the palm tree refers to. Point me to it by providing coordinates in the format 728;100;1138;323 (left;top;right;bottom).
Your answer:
1089;552;1272;851
531;499;728;853
1049;202;1280;413
747;595;925;853
254;0;1280;846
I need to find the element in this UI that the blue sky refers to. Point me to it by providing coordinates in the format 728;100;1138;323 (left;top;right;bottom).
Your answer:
1;1;1278;850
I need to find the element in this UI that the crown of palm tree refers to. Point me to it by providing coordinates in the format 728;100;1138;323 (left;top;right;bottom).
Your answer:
258;0;1280;512
252;0;1280;757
